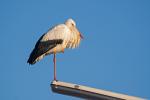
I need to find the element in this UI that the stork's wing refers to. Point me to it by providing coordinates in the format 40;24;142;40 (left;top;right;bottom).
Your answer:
27;39;63;64
41;24;81;49
27;24;79;64
27;24;70;64
41;24;71;41
41;24;76;48
27;33;64;65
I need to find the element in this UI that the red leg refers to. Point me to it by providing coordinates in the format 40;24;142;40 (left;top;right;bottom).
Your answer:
53;53;56;80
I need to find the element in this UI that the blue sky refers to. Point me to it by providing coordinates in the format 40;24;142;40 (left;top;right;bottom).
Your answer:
0;0;150;99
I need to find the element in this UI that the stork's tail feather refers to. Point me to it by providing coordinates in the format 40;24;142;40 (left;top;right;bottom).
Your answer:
27;47;45;65
27;56;36;65
27;50;38;65
27;46;42;65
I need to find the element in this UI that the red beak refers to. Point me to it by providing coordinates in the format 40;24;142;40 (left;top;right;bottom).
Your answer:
75;27;83;39
80;33;84;39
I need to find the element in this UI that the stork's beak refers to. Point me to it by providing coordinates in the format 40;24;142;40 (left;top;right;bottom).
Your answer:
80;32;84;39
74;26;83;39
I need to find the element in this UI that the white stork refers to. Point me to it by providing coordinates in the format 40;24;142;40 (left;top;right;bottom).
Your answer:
27;18;83;80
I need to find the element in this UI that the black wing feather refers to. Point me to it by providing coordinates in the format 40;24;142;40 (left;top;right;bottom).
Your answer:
27;35;63;64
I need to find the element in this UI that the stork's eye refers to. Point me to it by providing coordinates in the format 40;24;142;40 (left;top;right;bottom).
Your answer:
72;23;74;26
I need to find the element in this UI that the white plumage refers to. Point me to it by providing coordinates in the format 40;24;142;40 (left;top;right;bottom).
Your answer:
27;18;83;80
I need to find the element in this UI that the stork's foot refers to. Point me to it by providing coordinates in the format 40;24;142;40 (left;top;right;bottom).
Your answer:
53;79;58;82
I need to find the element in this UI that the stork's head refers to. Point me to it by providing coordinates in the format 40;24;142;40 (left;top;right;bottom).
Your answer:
65;18;76;27
65;18;83;39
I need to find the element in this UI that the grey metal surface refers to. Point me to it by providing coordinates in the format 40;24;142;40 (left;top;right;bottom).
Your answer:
51;84;124;100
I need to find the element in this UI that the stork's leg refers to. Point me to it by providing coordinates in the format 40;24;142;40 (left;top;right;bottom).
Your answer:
53;53;56;80
61;47;64;53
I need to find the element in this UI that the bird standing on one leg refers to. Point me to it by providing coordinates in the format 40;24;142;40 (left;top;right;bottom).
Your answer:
27;18;83;80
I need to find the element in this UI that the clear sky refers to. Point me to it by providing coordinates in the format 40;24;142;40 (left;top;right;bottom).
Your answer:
0;0;150;99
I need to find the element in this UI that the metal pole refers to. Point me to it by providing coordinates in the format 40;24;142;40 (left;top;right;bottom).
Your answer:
51;80;145;100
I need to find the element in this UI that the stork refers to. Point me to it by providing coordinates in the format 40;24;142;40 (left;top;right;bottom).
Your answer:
27;18;83;80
